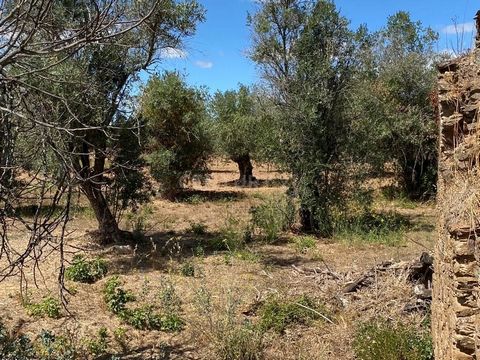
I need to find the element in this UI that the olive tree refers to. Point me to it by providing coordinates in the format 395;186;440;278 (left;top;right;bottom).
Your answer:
141;72;212;198
210;85;271;185
0;0;204;297
250;0;368;235
351;12;440;199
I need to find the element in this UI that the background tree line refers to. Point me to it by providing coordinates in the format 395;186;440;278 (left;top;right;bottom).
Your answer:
0;0;443;291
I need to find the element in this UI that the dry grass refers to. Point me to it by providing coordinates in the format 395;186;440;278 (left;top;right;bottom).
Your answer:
0;160;435;359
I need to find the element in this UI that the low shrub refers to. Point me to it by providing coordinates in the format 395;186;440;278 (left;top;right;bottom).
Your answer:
37;329;80;360
250;195;295;243
211;216;251;252
180;261;195;277
65;255;108;283
216;323;264;360
259;295;326;333
0;322;36;360
104;276;184;332
194;287;265;360
84;327;109;357
353;320;433;360
25;296;61;319
120;306;163;330
188;222;208;235
103;276;136;315
293;236;317;253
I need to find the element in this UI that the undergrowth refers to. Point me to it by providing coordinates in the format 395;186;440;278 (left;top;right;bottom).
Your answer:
250;194;295;243
353;319;433;360
103;276;184;332
24;296;61;319
259;295;327;333
194;287;265;360
335;211;409;246
65;255;108;283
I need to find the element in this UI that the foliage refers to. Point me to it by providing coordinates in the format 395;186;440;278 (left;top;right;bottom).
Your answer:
103;276;184;332
65;255;108;284
187;222;208;235
194;288;265;360
293;236;317;253
248;0;315;97
353;320;433;360
259;295;325;333
141;72;213;198
84;327;109;357
0;322;36;360
335;211;409;246
211;216;251;252
25;296;61;319
215;323;264;360
36;330;79;360
250;195;295;242
125;205;154;238
180;261;196;277
351;11;440;199
103;277;136;315
210;85;258;160
260;0;369;236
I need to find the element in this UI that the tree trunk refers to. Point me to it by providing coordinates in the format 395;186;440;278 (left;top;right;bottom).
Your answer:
81;182;123;245
232;154;255;185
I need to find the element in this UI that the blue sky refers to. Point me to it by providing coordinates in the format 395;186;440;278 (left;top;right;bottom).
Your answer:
154;0;478;93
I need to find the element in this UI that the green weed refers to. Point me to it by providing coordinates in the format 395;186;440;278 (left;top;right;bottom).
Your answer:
65;255;107;283
250;195;295;243
25;296;61;319
259;295;326;333
293;236;317;253
353;320;433;360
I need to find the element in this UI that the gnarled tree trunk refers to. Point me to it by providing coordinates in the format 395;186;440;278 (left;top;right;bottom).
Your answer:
81;182;123;245
232;154;255;185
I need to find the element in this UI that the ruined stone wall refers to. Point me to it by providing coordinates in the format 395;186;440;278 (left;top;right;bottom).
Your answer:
434;49;480;359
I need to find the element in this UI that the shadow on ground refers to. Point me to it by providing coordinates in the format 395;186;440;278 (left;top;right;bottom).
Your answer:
174;189;246;203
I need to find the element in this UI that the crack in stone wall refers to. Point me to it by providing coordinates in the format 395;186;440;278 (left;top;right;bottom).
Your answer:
434;25;480;359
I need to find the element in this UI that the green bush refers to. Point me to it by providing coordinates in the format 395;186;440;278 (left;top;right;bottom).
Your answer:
141;72;212;199
65;255;108;283
353;320;433;360
0;322;36;360
120;306;163;330
250;195;295;243
188;222;208;235
259;295;325;333
25;296;61;319
37;330;79;360
104;276;185;332
103;276;136;314
84;327;109;357
180;261;195;277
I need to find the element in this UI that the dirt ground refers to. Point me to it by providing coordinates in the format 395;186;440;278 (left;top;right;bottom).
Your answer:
0;160;436;359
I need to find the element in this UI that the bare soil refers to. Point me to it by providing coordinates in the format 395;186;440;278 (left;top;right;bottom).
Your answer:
0;160;435;359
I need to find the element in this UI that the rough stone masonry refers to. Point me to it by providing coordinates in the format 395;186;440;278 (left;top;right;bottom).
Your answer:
433;11;480;360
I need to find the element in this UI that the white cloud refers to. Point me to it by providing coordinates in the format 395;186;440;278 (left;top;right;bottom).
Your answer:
160;47;187;59
195;60;213;69
442;22;476;35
